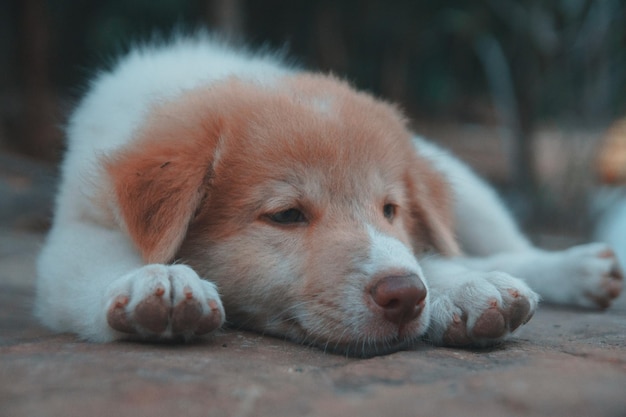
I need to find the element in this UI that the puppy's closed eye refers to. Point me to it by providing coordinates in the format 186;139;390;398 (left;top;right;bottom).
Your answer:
267;208;308;226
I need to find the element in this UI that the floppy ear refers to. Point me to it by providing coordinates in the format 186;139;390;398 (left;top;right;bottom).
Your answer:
406;161;461;257
103;137;215;264
102;109;223;264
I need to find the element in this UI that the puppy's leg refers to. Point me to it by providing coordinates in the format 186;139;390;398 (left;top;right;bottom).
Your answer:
35;221;224;342
413;137;623;308
594;189;626;267
457;245;623;309
412;136;532;255
422;257;538;347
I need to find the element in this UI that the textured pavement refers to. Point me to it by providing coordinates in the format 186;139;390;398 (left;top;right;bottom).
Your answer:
1;229;625;417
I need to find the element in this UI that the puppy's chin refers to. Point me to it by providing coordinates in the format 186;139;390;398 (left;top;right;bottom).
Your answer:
259;316;430;358
290;329;423;358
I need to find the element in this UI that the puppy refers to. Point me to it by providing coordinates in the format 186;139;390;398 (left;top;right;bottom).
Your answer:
35;34;622;356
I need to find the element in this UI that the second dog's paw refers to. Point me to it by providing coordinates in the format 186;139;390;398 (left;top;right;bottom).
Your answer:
426;272;538;347
105;264;225;340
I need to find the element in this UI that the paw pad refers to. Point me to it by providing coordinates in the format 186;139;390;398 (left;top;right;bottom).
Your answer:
105;265;224;339
442;313;472;346
107;295;135;333
429;272;539;348
195;300;224;335
585;249;623;309
171;297;203;333
472;306;506;339
134;290;170;333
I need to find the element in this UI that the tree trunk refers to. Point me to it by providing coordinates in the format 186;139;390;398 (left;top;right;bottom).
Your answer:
18;0;58;160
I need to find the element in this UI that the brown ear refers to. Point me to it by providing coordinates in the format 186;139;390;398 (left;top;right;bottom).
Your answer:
414;196;461;257
406;161;461;257
103;135;214;263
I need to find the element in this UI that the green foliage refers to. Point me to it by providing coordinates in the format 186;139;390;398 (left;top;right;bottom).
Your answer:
45;0;626;123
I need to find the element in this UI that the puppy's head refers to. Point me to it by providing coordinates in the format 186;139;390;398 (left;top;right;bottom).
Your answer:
103;74;459;356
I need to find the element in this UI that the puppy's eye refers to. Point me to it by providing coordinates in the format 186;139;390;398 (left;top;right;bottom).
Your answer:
383;203;396;222
268;208;307;225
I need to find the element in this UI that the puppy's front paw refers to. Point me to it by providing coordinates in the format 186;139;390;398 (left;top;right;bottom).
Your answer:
426;272;538;347
105;264;224;340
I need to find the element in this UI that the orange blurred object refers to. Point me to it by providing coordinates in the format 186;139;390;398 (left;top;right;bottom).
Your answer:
597;118;626;184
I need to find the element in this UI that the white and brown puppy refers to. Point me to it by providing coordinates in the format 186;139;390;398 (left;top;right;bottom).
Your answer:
35;34;622;356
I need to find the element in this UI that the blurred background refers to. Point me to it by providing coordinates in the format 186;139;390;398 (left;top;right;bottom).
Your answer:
1;0;625;242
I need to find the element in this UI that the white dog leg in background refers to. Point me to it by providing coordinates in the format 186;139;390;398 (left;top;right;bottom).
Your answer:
456;244;622;309
594;189;626;268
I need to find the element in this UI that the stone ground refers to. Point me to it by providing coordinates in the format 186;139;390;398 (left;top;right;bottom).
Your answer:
1;145;625;417
1;229;625;417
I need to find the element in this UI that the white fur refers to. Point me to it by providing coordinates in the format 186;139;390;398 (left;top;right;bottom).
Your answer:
36;34;620;350
364;225;424;278
594;188;626;267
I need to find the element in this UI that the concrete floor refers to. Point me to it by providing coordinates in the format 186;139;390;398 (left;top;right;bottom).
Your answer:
1;229;625;417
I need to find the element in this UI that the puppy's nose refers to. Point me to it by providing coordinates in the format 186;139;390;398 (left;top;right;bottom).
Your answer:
369;274;426;325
